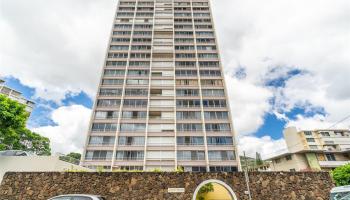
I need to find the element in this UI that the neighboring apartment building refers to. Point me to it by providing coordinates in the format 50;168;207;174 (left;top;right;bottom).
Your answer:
268;127;350;171
81;0;239;172
0;79;35;114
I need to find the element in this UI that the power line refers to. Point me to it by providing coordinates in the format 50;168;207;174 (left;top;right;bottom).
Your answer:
327;114;350;129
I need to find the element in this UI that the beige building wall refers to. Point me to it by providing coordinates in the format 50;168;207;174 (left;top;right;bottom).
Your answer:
270;153;309;171
283;127;305;153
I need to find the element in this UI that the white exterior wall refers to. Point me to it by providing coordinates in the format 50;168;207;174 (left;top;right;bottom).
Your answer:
0;156;90;183
270;154;309;171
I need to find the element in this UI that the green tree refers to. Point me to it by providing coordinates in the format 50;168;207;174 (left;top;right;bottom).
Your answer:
256;152;263;166
332;163;350;186
196;183;214;200
66;152;81;160
0;94;51;155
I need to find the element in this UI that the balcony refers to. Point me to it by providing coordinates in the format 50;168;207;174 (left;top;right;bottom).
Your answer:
319;161;350;168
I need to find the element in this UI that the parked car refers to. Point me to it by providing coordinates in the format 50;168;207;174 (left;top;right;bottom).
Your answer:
0;150;30;156
48;194;106;200
330;185;350;200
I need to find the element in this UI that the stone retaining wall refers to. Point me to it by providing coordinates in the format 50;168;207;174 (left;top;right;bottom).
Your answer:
0;172;334;200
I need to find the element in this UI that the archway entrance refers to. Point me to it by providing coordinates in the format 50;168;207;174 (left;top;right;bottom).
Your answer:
193;179;238;200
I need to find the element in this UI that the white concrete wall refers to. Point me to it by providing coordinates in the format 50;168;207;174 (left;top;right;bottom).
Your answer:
0;156;90;183
270;154;310;171
284;127;305;153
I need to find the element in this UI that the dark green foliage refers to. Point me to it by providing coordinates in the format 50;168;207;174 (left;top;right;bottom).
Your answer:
0;94;51;155
332;163;350;186
196;183;214;200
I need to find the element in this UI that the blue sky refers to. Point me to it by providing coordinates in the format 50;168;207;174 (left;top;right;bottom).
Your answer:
3;77;92;128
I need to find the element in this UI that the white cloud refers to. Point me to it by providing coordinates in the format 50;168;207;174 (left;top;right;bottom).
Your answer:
33;105;92;154
0;0;115;103
225;75;272;135
238;136;287;159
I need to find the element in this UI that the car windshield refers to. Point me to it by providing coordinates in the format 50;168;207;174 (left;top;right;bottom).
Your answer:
331;192;350;200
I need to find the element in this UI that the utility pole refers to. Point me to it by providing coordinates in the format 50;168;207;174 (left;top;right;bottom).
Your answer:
243;151;252;200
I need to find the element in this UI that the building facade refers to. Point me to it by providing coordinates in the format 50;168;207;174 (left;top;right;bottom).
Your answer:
81;0;239;172
268;127;350;171
0;79;35;114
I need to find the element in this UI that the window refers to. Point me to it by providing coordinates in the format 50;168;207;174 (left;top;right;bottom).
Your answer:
286;155;292;160
120;123;146;132
204;111;228;119
184;166;207;172
128;70;149;76
275;158;281;163
202;99;226;107
177;124;202;132
176;99;201;107
325;153;336;161
175;70;197;76
130;53;151;58
175;61;196;68
112;31;131;35
176;79;198;86
85;151;113;160
176;89;199;96
89;136;115;145
202;89;225;97
118;136;145;145
110;45;129;51
309;145;318;150
122;111;147;119
126;79;148;85
131;45;151;50
120;166;143;171
123;99;147;107
91;123;118;132
320;132;330;137
209;151;235;161
196;38;215;43
201;79;223;86
111;38;130;43
209;166;237;172
175;45;195;50
95;111;118;119
97;99;121;107
200;70;221;77
102;79;124;85
104;69;125;77
175;53;196;58
177;137;204;145
197;46;216;51
124;89;148;96
108;53;128;58
177;151;205;160
304;131;312;136
198;53;218;59
129;61;150;68
205;123;231;132
175;38;194;43
176;111;201;120
99;89;122;96
116;151;144;160
207;137;233;145
306;138;315;142
199;61;220;68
